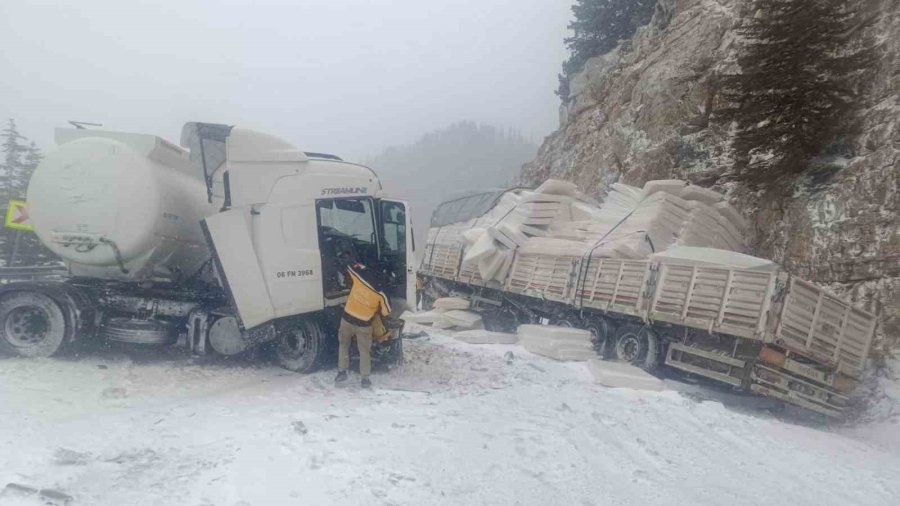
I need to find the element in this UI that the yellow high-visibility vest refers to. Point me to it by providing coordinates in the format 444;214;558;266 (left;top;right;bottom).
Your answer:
343;266;391;325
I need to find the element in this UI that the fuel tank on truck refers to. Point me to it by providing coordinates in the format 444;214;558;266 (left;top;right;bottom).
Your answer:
27;128;220;282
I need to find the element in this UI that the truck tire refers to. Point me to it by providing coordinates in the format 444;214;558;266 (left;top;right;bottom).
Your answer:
483;306;521;333
585;318;615;359
274;318;325;373
383;336;404;365
0;291;68;358
551;315;613;358
612;324;659;371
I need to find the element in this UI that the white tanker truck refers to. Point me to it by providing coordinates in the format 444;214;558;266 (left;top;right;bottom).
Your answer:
0;123;415;371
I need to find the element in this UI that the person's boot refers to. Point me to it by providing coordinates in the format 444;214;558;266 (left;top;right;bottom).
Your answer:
334;370;348;384
361;377;372;389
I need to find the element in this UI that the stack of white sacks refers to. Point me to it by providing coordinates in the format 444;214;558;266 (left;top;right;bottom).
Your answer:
457;179;748;283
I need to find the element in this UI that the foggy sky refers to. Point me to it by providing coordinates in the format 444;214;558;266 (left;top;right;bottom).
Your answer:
0;0;572;161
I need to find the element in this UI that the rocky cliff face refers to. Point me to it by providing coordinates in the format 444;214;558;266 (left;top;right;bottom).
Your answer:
523;0;899;347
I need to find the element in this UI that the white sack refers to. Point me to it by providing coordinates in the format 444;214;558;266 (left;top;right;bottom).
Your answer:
401;310;444;324
587;359;666;391
433;297;471;311
440;310;483;330
463;233;497;264
535;179;578;196
454;329;519;344
462;227;487;245
680;185;724;205
641;179;686;198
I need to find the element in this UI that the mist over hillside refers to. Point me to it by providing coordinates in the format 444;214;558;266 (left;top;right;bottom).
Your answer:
367;121;538;254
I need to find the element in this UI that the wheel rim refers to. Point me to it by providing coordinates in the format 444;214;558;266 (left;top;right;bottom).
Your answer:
282;327;310;358
5;306;51;346
616;332;644;363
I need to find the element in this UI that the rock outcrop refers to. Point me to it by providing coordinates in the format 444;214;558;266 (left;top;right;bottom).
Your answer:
523;0;899;347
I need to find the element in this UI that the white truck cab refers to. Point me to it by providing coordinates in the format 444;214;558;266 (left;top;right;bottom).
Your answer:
0;122;414;372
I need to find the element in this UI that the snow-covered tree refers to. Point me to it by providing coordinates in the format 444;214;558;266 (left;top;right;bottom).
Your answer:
716;0;876;185
557;0;657;100
1;119;26;206
0;119;56;265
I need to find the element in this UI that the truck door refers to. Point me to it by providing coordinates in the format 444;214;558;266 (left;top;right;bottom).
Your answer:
315;197;380;299
378;199;416;310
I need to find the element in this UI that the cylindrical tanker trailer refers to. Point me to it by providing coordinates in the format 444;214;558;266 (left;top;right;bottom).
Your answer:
0;123;415;372
27;128;219;282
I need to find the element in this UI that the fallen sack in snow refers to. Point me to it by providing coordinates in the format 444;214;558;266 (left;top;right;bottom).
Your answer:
454;329;519;344
431;318;455;330
517;324;593;343
432;297;471;311
439;310;483;330
587;359;665;391
520;337;596;361
401;310;445;324
517;324;596;361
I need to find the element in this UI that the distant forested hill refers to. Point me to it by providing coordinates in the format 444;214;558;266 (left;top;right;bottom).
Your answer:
367;121;537;256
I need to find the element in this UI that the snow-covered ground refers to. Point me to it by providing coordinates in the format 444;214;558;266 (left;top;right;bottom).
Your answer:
1;326;898;506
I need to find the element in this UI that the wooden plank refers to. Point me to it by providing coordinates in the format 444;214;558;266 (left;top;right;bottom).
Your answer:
608;261;626;311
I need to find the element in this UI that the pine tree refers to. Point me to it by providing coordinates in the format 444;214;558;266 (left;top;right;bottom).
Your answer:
1;119;26;207
0;120;56;265
13;142;54;265
557;0;658;100
716;0;875;184
20;142;42;195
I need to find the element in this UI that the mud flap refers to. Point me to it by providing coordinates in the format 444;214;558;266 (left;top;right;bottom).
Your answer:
201;210;274;329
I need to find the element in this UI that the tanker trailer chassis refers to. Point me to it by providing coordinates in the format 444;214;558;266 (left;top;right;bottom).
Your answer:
0;276;403;374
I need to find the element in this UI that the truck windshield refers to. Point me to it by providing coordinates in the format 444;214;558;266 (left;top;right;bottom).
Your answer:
317;198;375;243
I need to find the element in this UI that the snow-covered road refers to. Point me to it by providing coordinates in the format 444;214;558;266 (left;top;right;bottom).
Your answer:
1;328;898;505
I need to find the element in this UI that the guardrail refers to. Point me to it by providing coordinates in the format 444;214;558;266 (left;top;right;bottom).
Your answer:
0;265;68;283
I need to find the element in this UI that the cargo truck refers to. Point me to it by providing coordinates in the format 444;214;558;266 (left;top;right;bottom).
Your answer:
419;189;878;417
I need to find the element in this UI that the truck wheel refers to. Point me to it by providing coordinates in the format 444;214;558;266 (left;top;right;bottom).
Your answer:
0;291;67;358
385;336;404;365
613;324;659;371
275;318;324;373
550;316;578;328
585;318;614;358
483;306;520;333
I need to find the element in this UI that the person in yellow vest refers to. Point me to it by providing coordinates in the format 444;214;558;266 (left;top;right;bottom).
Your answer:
335;262;392;388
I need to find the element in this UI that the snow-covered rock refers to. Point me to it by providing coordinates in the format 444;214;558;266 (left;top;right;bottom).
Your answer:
522;0;899;347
